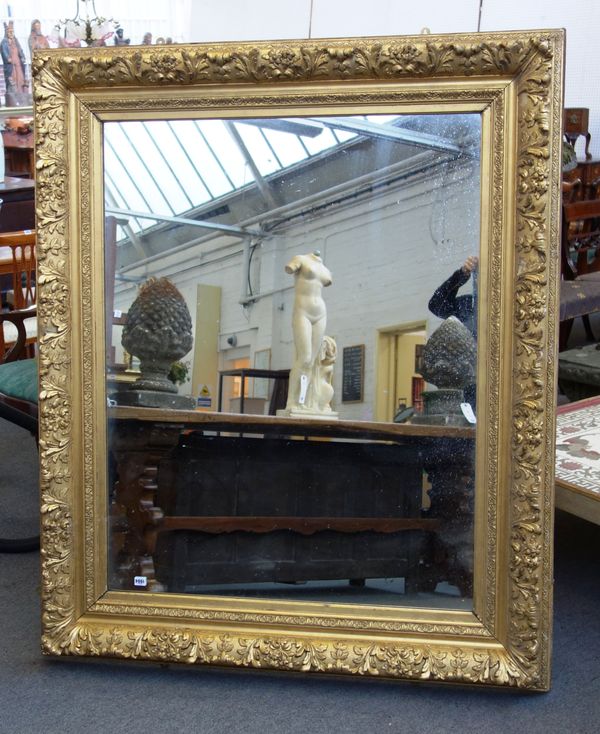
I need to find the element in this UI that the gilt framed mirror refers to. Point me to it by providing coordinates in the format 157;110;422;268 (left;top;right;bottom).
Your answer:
33;30;564;690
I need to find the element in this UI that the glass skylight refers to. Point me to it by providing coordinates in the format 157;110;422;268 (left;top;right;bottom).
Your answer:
104;115;420;244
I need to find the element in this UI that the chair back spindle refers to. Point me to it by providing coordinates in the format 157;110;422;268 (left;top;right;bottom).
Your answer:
0;230;37;360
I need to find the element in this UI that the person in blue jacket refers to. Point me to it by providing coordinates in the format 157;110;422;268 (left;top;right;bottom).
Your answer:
428;255;478;408
428;256;478;336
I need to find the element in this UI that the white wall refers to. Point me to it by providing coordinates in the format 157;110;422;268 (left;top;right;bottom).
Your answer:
480;2;600;155
13;2;598;149
188;1;599;158
187;1;480;41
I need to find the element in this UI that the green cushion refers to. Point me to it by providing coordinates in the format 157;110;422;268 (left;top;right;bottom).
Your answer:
0;357;38;403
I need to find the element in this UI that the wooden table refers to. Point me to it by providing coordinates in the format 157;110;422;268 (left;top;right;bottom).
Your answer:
218;367;289;413
555;396;600;525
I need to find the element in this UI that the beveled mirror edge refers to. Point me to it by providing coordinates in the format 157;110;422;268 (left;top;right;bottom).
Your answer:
32;30;564;689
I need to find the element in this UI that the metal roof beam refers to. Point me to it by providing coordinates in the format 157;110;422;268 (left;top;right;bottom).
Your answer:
308;117;462;154
104;189;148;259
104;207;260;237
224;121;280;209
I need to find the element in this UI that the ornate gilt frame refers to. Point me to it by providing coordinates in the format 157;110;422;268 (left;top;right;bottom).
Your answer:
32;30;564;690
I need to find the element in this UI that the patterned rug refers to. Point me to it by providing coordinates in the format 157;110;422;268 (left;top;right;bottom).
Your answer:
556;396;600;495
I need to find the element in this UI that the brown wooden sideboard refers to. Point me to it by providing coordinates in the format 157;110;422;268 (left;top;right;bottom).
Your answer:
108;407;475;597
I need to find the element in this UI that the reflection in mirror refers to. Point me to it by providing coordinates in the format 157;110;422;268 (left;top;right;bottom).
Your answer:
105;113;481;610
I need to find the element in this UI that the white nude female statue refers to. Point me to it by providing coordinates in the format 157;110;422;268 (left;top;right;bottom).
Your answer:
283;251;335;415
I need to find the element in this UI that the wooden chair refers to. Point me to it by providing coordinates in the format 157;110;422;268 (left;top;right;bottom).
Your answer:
0;231;39;551
0;220;115;552
0;310;39;552
559;190;600;350
0;230;37;360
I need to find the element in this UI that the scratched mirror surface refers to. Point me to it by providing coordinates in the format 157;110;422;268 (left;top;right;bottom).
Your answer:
105;113;481;609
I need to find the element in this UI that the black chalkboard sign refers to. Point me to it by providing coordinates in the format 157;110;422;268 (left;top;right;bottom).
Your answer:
342;344;364;403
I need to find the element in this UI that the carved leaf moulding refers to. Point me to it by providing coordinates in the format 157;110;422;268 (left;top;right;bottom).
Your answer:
31;34;557;88
35;62;74;647
32;31;562;689
42;623;525;687
506;31;561;687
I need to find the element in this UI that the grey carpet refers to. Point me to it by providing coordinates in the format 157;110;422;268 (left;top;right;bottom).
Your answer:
1;510;599;734
2;315;600;733
0;418;38;542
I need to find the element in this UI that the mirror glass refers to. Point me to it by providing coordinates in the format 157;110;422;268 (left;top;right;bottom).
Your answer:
104;113;481;610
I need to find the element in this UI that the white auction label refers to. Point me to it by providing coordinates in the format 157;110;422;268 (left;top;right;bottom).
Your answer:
460;402;476;424
134;576;148;587
298;374;308;404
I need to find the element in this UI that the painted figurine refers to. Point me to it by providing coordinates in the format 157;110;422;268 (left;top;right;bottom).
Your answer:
1;21;29;105
113;27;130;45
28;19;49;57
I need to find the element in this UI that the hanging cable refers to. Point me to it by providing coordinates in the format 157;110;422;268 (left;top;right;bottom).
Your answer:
247;239;260;297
